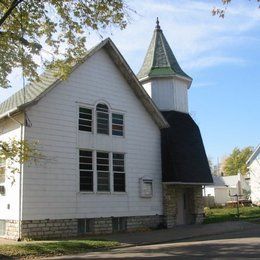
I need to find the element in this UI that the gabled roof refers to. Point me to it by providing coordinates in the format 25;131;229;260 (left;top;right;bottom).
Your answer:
161;110;213;184
0;38;168;129
209;173;250;191
137;19;192;83
247;144;260;166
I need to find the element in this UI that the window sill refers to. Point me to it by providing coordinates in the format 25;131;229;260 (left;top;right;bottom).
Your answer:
78;191;95;194
112;191;127;194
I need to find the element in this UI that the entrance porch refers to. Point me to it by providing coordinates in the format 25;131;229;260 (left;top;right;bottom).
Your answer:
163;184;204;228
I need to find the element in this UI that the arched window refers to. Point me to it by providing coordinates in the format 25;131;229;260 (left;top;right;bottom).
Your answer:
96;103;109;135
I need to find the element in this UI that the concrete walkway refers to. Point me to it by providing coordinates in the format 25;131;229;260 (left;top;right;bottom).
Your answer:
93;221;259;246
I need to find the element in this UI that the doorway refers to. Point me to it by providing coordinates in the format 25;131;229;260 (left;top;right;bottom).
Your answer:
176;188;192;225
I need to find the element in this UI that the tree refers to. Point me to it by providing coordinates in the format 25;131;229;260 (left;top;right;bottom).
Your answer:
213;0;260;18
223;146;253;176
0;0;130;89
0;139;41;174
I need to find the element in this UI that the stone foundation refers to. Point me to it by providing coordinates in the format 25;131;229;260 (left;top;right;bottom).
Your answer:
1;220;19;240
1;215;163;240
21;219;78;240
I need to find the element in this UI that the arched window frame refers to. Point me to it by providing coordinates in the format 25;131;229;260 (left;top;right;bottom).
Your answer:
95;101;111;135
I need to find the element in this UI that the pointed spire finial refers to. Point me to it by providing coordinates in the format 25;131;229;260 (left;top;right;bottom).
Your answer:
155;17;161;30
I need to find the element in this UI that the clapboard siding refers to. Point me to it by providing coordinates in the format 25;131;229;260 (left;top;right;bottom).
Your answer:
249;158;260;205
23;48;162;220
0;114;24;220
145;78;188;113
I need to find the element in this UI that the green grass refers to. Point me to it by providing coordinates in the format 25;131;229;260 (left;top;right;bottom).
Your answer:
204;206;260;224
0;239;120;259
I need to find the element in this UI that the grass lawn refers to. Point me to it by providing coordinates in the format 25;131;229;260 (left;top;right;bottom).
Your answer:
204;206;260;224
0;239;120;259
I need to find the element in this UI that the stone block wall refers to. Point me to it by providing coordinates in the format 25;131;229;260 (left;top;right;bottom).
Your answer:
1;215;163;240
93;217;112;234
127;215;163;231
21;219;77;240
163;184;205;227
162;184;177;228
192;186;204;224
4;220;19;240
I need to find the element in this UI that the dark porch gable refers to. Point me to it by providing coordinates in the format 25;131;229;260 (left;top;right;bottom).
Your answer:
161;110;213;184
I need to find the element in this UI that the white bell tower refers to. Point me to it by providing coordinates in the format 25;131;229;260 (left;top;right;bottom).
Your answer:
137;18;192;113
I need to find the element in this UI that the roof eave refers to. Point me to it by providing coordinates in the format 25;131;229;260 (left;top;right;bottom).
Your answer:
247;144;260;166
104;39;169;129
139;73;193;87
0;107;20;121
163;181;213;185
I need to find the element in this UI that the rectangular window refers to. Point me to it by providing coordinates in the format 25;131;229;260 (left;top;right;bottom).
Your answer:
112;217;127;232
78;219;94;234
79;150;93;191
79;107;92;132
112;113;124;136
113;153;125;192
97;152;110;191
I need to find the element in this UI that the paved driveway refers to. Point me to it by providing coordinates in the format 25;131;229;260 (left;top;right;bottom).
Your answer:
47;225;260;259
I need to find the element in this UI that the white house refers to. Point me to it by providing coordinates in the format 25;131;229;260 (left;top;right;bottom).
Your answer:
0;20;213;240
247;145;260;206
204;173;250;205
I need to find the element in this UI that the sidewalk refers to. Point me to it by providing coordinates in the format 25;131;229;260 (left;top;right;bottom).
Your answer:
93;221;259;246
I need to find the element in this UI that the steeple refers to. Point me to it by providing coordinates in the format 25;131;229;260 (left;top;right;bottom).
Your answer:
137;18;192;83
138;19;192;113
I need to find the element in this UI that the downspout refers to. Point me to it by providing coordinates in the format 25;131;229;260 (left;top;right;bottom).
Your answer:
8;112;25;241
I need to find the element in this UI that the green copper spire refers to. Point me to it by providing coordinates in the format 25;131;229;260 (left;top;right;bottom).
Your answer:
137;18;192;81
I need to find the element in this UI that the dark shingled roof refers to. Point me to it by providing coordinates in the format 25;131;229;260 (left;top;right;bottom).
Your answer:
161;111;213;184
137;20;192;81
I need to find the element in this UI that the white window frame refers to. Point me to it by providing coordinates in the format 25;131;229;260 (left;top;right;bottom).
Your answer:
77;101;125;138
78;106;94;133
79;150;126;194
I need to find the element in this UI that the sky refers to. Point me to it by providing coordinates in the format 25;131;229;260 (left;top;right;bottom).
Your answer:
0;0;259;164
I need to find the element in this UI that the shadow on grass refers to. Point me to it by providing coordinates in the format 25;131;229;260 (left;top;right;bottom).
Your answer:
0;240;119;258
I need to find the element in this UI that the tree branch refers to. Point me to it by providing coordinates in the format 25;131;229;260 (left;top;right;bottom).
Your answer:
0;30;42;49
0;0;24;27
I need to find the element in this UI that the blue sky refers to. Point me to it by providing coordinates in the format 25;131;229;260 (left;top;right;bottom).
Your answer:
1;0;259;163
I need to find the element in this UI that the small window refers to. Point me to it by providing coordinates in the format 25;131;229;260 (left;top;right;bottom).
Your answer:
96;103;109;135
112;113;124;136
0;186;5;196
79;150;93;191
0;220;6;236
79;107;92;132
78;219;94;234
97;152;110;191
112;217;127;232
113;153;125;192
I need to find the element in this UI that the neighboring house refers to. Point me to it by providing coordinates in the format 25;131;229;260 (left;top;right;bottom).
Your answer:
0;20;212;240
204;173;250;205
247;145;260;206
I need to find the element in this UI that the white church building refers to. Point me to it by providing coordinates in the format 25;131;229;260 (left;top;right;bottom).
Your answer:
0;20;213;240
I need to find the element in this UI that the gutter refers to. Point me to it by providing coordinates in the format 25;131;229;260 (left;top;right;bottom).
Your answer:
162;182;214;185
7;112;25;241
0;108;19;121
